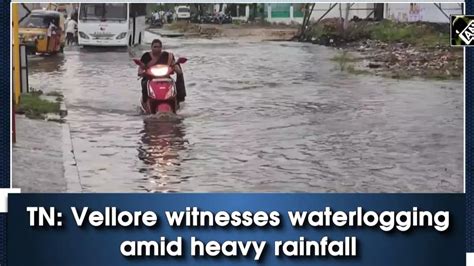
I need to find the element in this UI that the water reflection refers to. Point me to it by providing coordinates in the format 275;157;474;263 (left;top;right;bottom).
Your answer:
137;116;188;192
28;55;66;74
79;46;129;53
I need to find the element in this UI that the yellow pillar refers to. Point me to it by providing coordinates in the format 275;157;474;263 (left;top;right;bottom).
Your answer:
12;3;21;105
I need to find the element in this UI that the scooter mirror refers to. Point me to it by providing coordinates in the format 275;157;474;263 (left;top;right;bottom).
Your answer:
177;57;187;64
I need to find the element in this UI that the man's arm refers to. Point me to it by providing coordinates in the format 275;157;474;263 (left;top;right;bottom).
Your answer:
140;52;148;64
138;53;148;76
169;53;183;75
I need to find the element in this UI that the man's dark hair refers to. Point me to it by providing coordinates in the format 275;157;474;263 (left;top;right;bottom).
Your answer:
151;39;162;47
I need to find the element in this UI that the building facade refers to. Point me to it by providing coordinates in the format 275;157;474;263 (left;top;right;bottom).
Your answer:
261;3;463;24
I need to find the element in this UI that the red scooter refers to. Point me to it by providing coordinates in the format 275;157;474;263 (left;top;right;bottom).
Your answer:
133;57;187;114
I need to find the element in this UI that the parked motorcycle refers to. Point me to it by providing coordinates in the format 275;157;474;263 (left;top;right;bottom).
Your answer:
150;18;163;28
210;13;233;24
190;14;201;23
199;13;213;24
220;14;233;24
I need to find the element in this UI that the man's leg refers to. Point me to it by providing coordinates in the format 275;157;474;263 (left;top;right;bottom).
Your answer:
141;79;148;103
47;37;51;52
176;72;186;102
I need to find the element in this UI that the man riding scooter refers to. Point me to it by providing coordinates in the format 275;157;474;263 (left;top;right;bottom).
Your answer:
138;39;186;106
150;10;163;27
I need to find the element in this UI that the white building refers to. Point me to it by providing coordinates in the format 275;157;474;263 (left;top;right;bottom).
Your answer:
263;3;463;24
384;3;463;23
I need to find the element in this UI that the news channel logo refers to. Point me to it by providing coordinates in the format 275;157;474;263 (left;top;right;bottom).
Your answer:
451;15;474;46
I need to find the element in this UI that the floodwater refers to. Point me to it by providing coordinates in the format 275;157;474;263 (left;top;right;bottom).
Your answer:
27;33;463;192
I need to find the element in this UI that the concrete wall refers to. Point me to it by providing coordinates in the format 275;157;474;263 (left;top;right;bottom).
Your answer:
309;3;375;22
264;3;375;24
384;3;463;23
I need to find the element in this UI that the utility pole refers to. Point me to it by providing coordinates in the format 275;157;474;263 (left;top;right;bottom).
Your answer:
339;4;343;32
298;3;315;41
300;4;309;37
344;3;351;31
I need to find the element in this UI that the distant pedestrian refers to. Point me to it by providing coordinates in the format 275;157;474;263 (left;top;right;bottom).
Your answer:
64;15;70;29
166;10;173;23
153;11;161;24
65;18;77;45
47;20;58;51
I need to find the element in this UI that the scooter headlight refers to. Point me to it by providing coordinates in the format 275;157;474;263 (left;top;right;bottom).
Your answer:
149;66;169;77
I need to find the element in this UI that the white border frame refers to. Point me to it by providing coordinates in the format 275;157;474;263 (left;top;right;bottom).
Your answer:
8;1;467;192
6;3;470;264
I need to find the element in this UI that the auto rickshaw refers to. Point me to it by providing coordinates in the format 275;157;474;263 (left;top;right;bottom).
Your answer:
19;10;65;55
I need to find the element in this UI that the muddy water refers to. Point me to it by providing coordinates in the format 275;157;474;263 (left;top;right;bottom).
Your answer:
27;33;463;192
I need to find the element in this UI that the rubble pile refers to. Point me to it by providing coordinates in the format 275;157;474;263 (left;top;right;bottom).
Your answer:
304;19;463;79
355;40;463;78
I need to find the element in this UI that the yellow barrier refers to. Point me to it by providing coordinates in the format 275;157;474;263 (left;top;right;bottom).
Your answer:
12;3;20;105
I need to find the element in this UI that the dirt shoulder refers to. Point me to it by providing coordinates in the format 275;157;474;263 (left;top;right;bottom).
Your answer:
303;19;463;80
162;22;298;41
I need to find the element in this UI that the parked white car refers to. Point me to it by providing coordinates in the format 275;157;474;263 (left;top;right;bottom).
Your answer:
175;6;191;20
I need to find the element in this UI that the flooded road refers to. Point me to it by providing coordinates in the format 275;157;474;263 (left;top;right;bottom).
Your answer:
27;33;463;192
